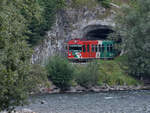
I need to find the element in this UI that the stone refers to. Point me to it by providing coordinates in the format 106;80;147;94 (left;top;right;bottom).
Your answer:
66;86;77;93
21;108;34;113
40;100;47;104
75;85;86;92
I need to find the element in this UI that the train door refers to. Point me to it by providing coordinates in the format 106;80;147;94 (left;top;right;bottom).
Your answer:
100;43;105;58
86;44;90;58
106;43;114;58
82;44;90;59
91;44;95;58
96;45;100;58
82;44;86;59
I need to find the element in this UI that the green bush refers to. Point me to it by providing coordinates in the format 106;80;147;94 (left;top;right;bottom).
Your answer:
46;56;74;91
71;0;97;8
114;0;150;78
29;64;49;92
97;0;111;8
75;61;99;88
97;58;140;86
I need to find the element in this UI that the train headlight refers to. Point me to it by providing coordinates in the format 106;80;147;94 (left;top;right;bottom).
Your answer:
79;53;81;57
69;53;71;56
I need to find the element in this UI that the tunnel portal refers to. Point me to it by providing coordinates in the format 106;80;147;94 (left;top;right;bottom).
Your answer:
82;25;113;40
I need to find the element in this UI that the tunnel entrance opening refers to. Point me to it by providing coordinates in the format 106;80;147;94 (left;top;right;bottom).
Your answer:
82;25;113;40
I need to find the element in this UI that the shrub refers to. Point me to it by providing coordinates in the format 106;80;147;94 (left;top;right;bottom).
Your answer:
97;0;111;8
71;0;97;8
46;56;74;91
28;64;49;92
75;61;99;88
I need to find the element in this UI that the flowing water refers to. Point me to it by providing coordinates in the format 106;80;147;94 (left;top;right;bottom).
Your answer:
17;90;150;113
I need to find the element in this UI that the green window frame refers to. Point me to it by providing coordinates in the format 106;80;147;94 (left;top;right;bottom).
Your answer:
92;45;95;52
110;44;113;52
102;44;104;52
83;45;86;52
87;44;90;52
107;44;110;52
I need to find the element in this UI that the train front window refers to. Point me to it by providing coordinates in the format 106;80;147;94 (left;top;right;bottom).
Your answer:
69;45;82;52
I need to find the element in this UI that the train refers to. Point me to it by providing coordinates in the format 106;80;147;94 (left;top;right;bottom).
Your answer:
67;39;116;61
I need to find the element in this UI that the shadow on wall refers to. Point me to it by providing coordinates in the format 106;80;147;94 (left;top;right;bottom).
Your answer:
82;25;113;40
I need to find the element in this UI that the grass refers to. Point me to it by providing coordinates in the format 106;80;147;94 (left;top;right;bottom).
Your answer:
97;56;141;86
111;0;130;6
44;56;141;89
70;0;98;9
72;56;141;87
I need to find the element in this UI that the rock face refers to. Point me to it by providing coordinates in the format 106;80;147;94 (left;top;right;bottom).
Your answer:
32;0;115;64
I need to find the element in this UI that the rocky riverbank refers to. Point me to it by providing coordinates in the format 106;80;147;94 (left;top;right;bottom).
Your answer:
1;109;36;113
38;84;150;94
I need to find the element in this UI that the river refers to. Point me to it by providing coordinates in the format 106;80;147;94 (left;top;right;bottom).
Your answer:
17;90;150;113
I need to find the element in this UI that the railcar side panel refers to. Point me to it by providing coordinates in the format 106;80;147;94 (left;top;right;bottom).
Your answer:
68;39;115;60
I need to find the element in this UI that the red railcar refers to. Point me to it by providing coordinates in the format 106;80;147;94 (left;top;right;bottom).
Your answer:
68;39;115;60
68;39;97;60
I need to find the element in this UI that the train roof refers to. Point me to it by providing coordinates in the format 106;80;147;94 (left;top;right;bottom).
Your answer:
68;39;113;45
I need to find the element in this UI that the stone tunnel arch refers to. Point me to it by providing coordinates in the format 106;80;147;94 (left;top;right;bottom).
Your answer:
82;25;113;40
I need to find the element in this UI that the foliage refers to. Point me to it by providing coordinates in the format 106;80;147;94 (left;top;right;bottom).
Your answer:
114;0;150;78
97;0;111;8
71;0;98;8
29;64;49;92
75;61;99;88
46;56;74;91
0;0;47;111
97;57;139;86
27;0;66;46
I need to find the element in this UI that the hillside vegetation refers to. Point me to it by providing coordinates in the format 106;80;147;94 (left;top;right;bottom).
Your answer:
97;57;139;86
0;0;149;112
45;56;140;91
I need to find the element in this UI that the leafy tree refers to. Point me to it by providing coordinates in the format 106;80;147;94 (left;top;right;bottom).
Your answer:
114;0;150;78
0;0;46;111
46;56;74;91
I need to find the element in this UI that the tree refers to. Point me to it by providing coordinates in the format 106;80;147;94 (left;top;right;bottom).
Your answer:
46;56;74;91
27;0;66;46
114;0;150;78
0;0;44;111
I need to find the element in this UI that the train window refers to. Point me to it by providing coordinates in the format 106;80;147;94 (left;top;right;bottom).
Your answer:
107;44;110;52
95;45;97;52
83;45;86;52
99;45;101;52
87;45;90;52
110;44;113;52
92;45;95;52
102;44;104;52
69;45;82;52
